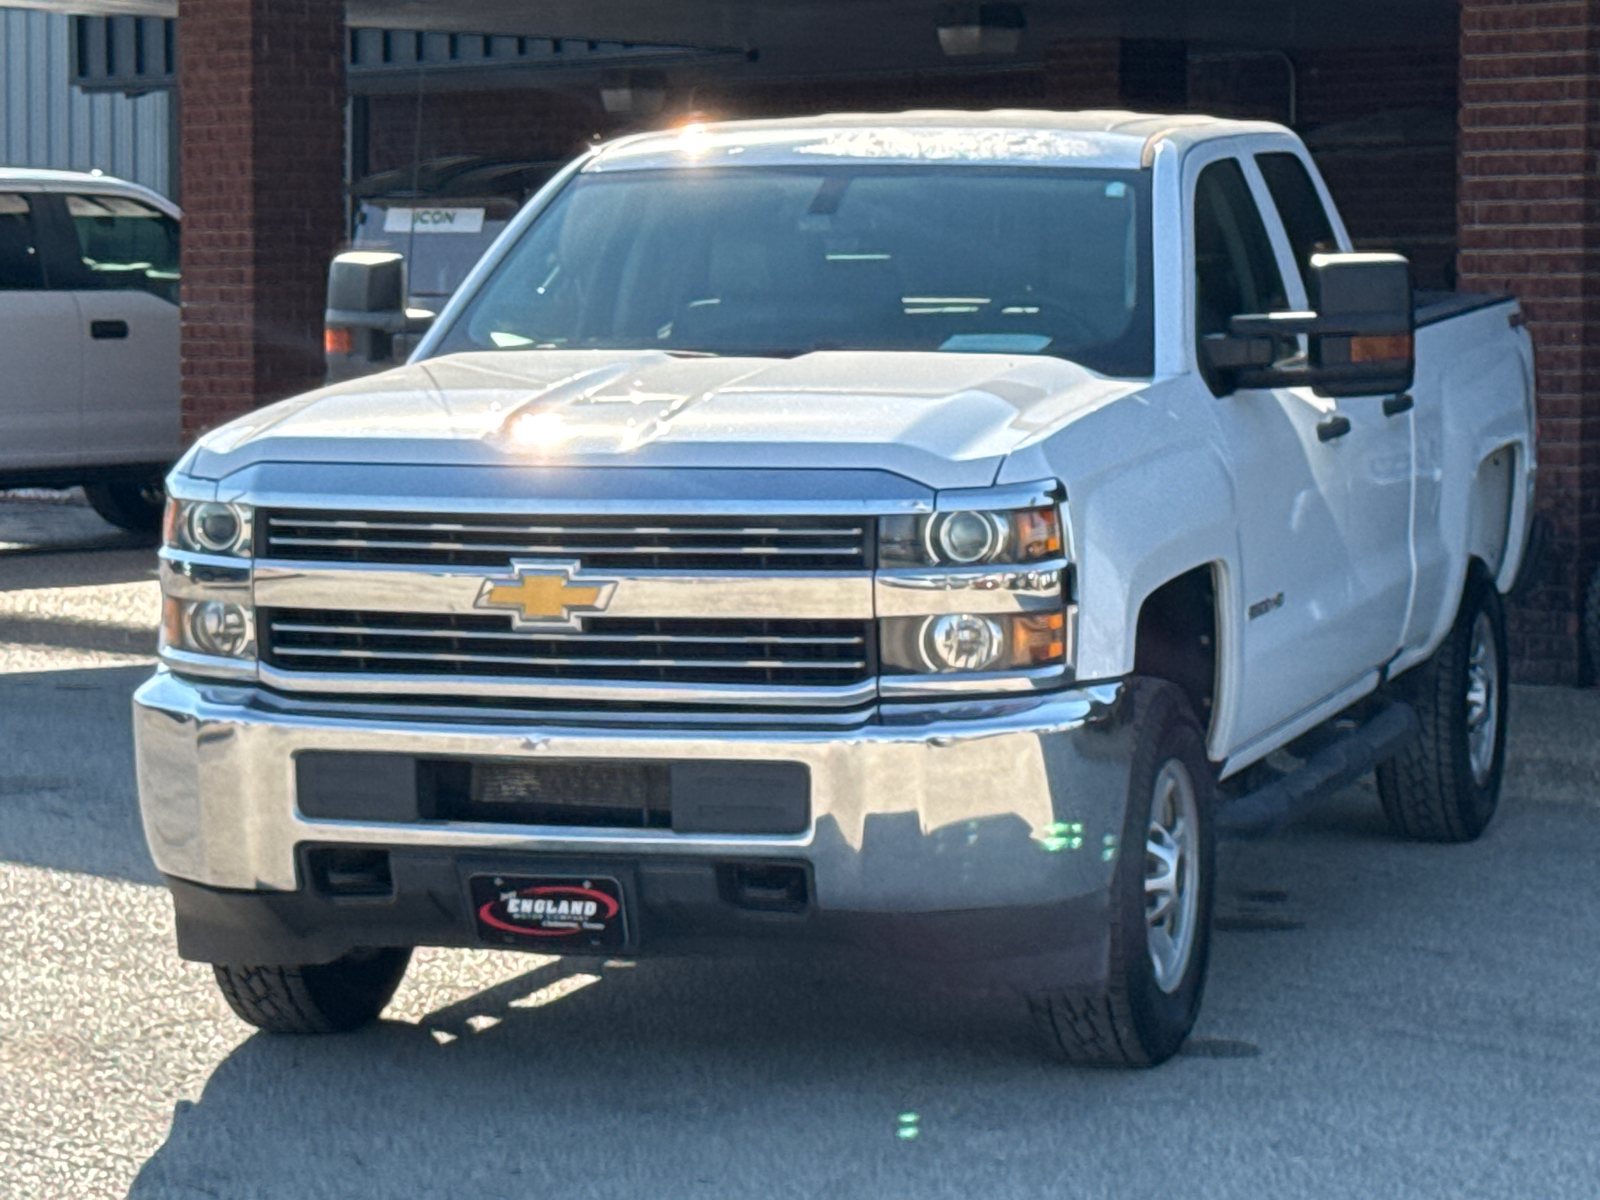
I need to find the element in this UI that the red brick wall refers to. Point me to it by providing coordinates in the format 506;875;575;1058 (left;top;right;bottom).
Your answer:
178;0;345;442
1189;45;1460;288
1458;0;1600;683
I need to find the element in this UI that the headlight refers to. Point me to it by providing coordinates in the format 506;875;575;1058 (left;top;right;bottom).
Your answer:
879;505;1062;567
881;611;1067;675
163;499;254;557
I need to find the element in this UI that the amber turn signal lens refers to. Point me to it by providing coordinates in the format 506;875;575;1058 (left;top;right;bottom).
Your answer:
324;326;353;355
1011;611;1066;666
160;595;184;650
1012;506;1062;561
1350;333;1411;363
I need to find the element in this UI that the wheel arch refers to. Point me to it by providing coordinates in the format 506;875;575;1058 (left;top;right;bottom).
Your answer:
1465;442;1521;591
1131;562;1225;752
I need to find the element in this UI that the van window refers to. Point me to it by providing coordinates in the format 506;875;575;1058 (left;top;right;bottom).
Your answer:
1256;152;1338;289
0;194;45;290
1193;158;1287;338
64;194;180;303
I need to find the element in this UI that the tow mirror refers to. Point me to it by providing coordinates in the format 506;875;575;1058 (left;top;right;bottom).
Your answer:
324;251;434;375
1202;252;1414;398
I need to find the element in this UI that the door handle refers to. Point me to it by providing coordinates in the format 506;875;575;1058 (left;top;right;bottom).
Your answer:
90;319;129;339
1316;415;1352;442
1382;392;1414;417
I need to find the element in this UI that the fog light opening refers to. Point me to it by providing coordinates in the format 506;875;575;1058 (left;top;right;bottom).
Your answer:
920;613;1005;672
186;601;250;657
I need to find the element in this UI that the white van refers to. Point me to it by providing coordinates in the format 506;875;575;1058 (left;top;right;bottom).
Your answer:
0;168;180;531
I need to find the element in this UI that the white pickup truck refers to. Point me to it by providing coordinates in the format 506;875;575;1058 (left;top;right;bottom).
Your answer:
0;168;180;530
135;111;1535;1066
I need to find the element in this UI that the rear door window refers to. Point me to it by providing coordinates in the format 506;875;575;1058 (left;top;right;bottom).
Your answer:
1255;152;1338;290
64;194;180;303
0;194;46;290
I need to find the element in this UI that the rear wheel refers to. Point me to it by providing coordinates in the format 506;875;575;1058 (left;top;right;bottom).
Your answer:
212;947;411;1034
1377;571;1507;842
1030;680;1215;1066
84;480;164;533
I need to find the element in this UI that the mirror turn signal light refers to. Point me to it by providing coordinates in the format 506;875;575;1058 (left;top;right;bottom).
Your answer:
1349;334;1412;363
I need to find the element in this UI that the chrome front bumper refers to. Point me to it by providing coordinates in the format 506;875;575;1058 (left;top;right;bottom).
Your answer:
133;671;1137;949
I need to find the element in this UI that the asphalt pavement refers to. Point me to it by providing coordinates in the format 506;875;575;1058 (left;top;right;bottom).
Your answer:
3;490;1600;1200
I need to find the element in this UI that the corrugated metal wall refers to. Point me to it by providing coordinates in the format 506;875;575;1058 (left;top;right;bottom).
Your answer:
0;6;172;196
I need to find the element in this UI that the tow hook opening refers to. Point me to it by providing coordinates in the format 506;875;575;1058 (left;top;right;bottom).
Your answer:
718;862;809;913
306;846;394;900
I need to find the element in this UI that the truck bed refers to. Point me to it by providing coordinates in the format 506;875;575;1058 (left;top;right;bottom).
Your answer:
1415;290;1516;328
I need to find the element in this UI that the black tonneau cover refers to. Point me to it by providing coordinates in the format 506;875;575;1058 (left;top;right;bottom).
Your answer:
1414;290;1516;328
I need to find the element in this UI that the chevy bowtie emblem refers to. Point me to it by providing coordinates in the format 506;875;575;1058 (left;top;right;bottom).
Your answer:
475;560;617;630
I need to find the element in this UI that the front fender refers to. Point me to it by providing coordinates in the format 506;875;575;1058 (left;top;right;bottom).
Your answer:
1070;445;1236;685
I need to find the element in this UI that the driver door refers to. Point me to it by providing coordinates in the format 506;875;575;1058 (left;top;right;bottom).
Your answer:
1193;154;1376;752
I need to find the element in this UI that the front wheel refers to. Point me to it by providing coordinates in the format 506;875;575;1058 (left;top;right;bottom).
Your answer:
1030;680;1215;1066
84;480;164;533
1377;571;1508;842
212;947;412;1034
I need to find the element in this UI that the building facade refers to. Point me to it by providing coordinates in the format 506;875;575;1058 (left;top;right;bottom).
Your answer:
9;0;1594;683
0;6;173;195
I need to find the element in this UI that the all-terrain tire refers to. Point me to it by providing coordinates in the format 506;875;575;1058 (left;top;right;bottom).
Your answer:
1376;570;1507;842
213;947;412;1034
1030;680;1215;1067
84;480;164;534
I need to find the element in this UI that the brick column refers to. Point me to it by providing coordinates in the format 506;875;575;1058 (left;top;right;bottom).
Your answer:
1458;0;1600;683
178;0;345;442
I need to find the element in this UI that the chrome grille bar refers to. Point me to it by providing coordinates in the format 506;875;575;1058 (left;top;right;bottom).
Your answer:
269;647;867;671
273;519;860;537
260;609;876;694
268;621;863;647
261;509;869;572
268;537;861;557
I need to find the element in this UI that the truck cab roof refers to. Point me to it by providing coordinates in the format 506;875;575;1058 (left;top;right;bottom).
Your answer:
589;109;1294;174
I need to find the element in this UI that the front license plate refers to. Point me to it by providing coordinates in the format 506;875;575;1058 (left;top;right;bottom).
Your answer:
470;874;628;950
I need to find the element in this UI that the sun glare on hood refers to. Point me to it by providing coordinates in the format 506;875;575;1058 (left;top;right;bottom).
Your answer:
507;409;573;449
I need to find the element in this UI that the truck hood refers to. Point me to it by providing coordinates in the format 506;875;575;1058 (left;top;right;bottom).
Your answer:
187;349;1144;491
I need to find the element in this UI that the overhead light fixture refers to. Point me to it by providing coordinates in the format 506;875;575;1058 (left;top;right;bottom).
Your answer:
937;4;1026;57
599;69;667;115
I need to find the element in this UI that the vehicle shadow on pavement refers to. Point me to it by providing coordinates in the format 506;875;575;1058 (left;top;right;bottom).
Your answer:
0;664;159;885
0;543;159;592
128;954;1065;1200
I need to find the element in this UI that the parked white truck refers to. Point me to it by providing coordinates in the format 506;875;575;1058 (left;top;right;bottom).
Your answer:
135;112;1535;1065
0;168;180;530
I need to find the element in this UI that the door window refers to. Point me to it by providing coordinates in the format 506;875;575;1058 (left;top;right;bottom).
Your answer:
1255;152;1338;290
0;194;45;290
1193;159;1287;338
64;194;180;303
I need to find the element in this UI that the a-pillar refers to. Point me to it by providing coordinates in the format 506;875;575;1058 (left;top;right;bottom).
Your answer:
1458;0;1600;683
178;0;345;443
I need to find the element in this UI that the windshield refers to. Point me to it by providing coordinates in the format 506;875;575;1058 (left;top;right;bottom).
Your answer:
432;165;1154;376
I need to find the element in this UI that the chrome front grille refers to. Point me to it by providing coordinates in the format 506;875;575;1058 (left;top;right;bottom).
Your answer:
260;609;874;689
260;510;868;572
